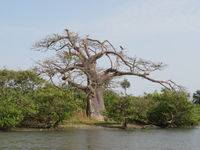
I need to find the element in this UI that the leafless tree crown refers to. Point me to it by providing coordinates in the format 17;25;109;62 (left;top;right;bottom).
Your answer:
33;29;181;91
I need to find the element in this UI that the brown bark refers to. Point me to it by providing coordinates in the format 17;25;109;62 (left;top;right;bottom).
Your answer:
86;87;105;121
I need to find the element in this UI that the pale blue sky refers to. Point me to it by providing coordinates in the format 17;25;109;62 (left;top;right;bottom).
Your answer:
1;0;200;95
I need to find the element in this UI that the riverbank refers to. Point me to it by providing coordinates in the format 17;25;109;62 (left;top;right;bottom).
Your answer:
4;121;160;132
60;121;160;129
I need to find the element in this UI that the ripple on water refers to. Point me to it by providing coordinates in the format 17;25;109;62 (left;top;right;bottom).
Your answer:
0;128;200;150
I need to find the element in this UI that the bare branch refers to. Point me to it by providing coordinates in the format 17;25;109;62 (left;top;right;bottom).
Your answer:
83;35;91;57
66;77;88;91
33;29;181;92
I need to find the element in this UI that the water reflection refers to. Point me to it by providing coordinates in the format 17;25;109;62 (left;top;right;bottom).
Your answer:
0;127;200;150
86;130;103;150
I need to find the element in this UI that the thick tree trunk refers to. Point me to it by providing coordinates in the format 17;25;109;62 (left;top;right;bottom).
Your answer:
86;87;105;121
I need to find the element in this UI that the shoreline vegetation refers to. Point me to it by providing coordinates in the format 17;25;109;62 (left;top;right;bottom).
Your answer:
5;120;198;132
2;117;197;132
0;69;200;131
5;121;161;132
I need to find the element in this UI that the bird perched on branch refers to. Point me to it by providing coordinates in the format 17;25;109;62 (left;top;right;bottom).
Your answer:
120;45;124;50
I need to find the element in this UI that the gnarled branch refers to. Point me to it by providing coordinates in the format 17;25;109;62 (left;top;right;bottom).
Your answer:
33;29;181;92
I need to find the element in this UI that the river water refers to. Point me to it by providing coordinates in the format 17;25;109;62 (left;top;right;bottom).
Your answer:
0;127;200;150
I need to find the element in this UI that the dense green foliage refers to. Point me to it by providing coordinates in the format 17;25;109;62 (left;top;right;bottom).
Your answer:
30;84;83;128
0;69;44;92
131;97;154;124
147;89;200;127
103;89;119;110
0;69;42;128
0;69;200;129
0;93;24;128
103;89;200;128
103;90;150;127
103;95;136;128
0;69;84;129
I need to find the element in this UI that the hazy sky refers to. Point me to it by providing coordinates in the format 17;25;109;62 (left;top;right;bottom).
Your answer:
1;0;200;95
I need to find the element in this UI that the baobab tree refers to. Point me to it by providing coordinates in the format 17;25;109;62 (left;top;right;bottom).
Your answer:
33;29;180;121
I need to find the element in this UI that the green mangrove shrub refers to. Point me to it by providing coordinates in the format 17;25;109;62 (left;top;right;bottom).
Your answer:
147;89;200;127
